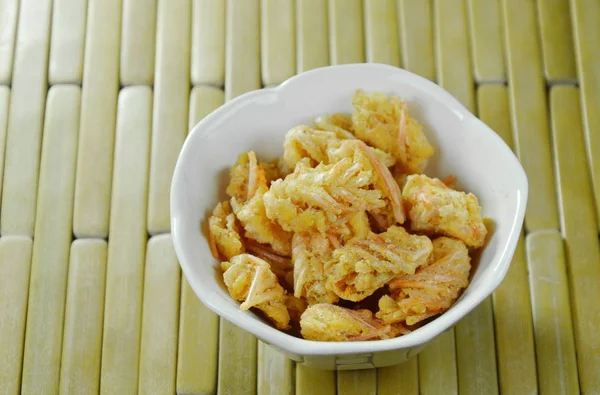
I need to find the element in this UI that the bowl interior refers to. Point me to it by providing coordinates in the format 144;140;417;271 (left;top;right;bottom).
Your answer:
171;64;527;355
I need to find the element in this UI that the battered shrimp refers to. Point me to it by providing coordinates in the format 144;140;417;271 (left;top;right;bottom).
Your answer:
221;254;291;330
208;201;245;260
283;126;395;170
263;150;386;233
402;174;487;248
292;232;339;305
283;126;340;169
226;152;281;202
325;226;433;302
300;303;400;341
377;237;471;325
352;90;434;173
231;152;292;255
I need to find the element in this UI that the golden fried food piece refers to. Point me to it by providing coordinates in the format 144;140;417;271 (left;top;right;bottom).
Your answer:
283;126;340;169
226;151;281;202
208;201;245;260
292;232;340;305
245;240;294;289
283;126;396;171
402;174;487;248
352;90;434;174
377;237;471;325
325;226;433;302
221;254;291;330
263;146;387;233
300;303;399;341
313;113;355;137
231;152;292;256
331;140;405;225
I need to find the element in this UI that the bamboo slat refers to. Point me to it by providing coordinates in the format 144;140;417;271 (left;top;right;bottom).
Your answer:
455;298;499;395
526;230;579;395
147;0;191;235
225;0;261;100
120;0;157;85
0;0;19;84
191;0;226;86
550;85;600;393
138;235;181;395
537;0;577;83
219;2;261;393
175;86;223;395
218;320;258;395
492;236;538;394
0;236;32;395
0;0;52;236
48;0;88;84
296;365;336;395
177;277;220;395
377;357;419;395
296;0;329;73
0;87;8;208
20;86;80;394
364;0;400;66
328;0;365;64
261;0;296;85
478;84;538;394
569;0;600;231
59;240;107;395
72;0;122;238
397;0;435;80
418;330;458;395
501;0;559;232
434;0;474;112
466;0;506;82
100;86;152;394
257;342;294;395
337;369;377;395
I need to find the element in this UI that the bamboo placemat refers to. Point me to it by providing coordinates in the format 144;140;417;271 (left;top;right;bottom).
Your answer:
0;0;598;394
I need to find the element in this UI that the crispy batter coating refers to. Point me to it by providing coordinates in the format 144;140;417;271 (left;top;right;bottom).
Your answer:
221;254;291;330
300;303;401;341
377;237;471;325
230;152;292;256
402;174;487;248
313;113;355;137
292;232;340;305
283;126;396;171
325;226;433;302
283;126;340;169
226;152;281;202
263;146;387;233
208;201;245;260
352;90;434;174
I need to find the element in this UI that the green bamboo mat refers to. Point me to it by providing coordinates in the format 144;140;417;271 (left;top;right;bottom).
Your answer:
0;0;598;394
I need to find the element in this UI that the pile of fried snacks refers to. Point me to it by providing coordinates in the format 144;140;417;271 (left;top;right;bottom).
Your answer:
208;90;487;342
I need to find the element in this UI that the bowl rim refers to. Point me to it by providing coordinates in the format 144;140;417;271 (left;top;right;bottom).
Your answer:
171;63;528;356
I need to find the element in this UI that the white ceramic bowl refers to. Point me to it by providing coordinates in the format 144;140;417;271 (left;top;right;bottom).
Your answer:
171;63;528;370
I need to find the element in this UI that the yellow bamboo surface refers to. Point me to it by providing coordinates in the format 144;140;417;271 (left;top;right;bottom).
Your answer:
0;1;597;394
